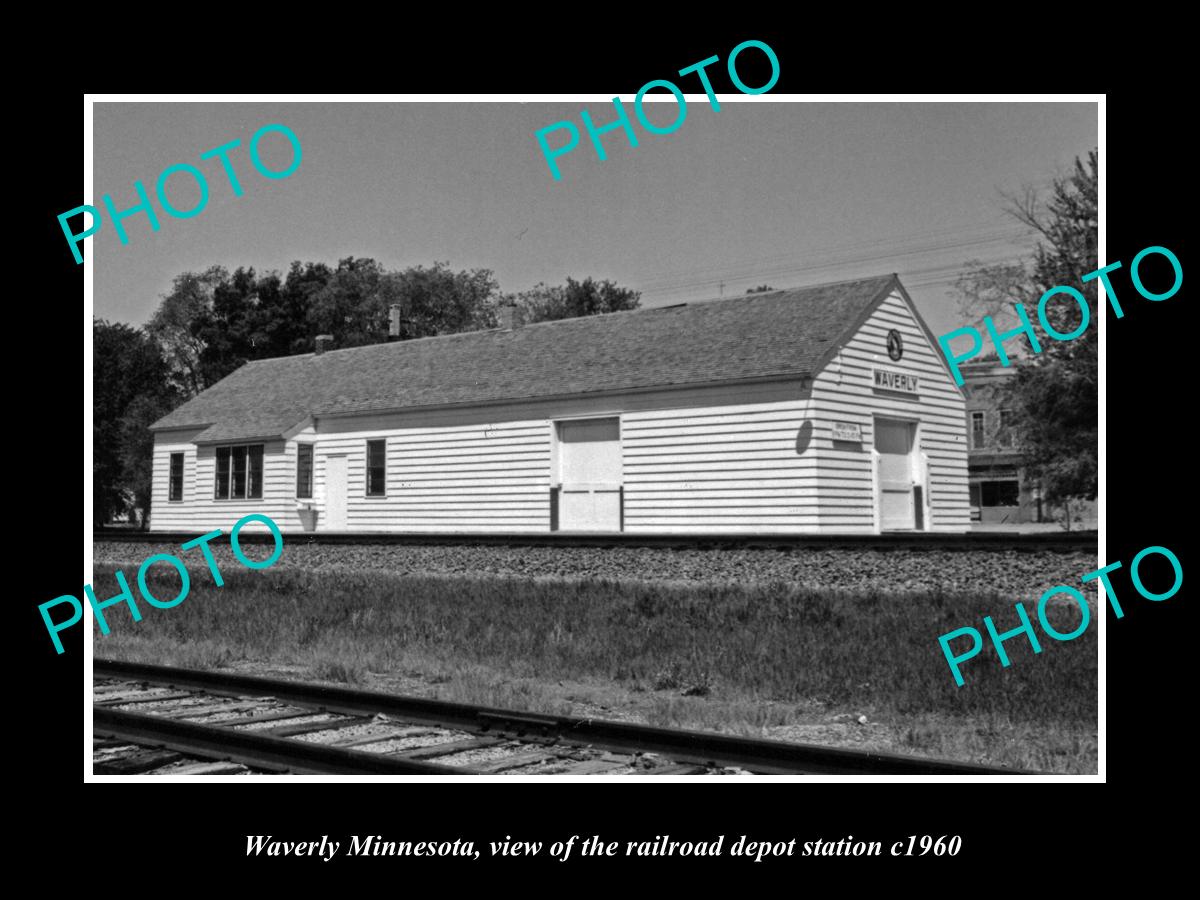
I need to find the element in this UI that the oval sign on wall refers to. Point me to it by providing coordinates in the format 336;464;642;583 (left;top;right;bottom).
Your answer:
795;420;813;454
887;329;904;361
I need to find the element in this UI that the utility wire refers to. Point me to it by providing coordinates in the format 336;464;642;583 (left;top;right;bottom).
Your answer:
636;229;1036;304
633;219;1026;293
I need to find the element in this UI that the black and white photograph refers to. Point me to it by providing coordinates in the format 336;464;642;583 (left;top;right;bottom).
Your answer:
77;94;1108;784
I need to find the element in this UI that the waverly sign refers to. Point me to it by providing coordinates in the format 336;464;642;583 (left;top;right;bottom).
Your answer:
872;368;919;394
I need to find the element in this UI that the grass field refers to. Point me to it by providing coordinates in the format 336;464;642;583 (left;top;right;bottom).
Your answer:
93;564;1098;773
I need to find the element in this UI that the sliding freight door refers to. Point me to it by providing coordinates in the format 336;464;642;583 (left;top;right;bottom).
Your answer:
556;417;622;531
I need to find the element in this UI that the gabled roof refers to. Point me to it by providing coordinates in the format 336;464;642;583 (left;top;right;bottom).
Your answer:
151;274;901;443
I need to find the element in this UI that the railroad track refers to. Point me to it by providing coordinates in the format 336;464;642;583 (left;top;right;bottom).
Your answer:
94;529;1096;553
93;659;1026;776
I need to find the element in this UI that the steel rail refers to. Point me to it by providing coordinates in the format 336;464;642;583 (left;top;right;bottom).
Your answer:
93;707;473;775
95;659;1028;776
94;529;1095;552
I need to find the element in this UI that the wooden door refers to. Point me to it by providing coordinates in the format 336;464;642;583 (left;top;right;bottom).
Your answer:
875;419;916;531
324;455;348;530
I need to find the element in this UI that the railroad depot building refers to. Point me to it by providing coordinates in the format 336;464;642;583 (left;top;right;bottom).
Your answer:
149;274;971;534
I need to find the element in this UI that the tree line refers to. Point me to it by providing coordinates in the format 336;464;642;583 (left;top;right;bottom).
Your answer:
953;150;1098;527
95;261;640;526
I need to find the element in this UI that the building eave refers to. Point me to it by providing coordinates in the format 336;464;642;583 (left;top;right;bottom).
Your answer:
312;372;816;423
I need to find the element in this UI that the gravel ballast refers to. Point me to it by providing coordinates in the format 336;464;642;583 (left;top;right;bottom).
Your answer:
95;539;1098;599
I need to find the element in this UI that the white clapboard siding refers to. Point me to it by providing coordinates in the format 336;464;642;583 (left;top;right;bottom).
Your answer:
306;382;816;533
149;290;968;535
149;431;304;534
305;418;552;532
621;386;817;533
807;290;970;532
151;382;819;534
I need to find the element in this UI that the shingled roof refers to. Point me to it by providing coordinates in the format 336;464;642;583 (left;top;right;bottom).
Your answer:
151;274;901;443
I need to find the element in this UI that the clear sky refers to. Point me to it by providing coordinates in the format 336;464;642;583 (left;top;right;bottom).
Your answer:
92;100;1097;337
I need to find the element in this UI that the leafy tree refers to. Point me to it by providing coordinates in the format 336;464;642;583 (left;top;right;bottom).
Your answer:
305;257;387;349
93;319;178;526
746;284;776;294
380;261;500;339
513;276;640;323
271;261;333;355
193;265;262;387
953;150;1098;513
146;259;502;388
146;266;227;396
303;258;501;348
120;392;179;525
146;263;631;389
953;262;1038;326
148;262;341;394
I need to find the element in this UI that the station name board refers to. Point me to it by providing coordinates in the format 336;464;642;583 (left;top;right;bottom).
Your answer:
872;368;919;394
831;421;863;441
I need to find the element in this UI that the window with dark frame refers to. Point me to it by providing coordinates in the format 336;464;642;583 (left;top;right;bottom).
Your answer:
367;439;387;496
971;411;986;449
981;480;1019;507
232;446;247;497
168;453;184;501
296;444;313;499
248;445;263;498
214;444;264;499
215;447;231;499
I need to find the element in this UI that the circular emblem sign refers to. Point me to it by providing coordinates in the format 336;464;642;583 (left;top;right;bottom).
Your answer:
886;329;903;361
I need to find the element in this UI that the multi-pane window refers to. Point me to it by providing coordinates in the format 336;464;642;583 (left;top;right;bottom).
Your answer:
168;453;184;501
214;444;264;499
296;444;313;499
367;439;387;496
232;446;248;497
216;448;230;499
971;411;986;449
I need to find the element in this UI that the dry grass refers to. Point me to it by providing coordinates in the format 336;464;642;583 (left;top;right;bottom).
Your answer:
92;565;1097;773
